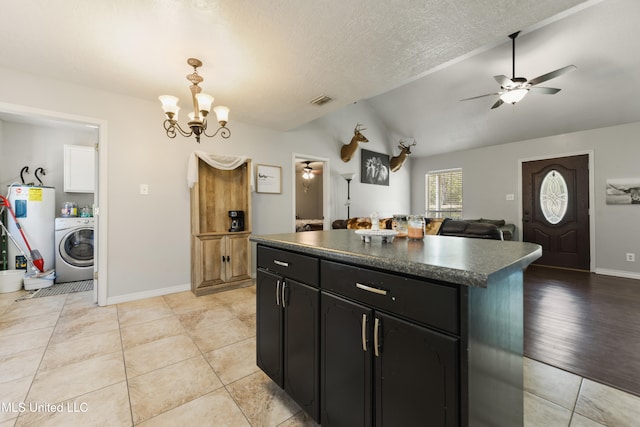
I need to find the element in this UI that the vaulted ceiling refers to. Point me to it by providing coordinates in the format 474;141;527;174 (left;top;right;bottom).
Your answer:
2;0;639;157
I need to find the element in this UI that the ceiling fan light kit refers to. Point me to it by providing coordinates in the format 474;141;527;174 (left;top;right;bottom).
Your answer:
159;58;230;143
462;31;576;109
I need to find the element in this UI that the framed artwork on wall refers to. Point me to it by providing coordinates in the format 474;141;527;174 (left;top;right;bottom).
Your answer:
256;164;282;193
360;149;389;186
606;178;640;204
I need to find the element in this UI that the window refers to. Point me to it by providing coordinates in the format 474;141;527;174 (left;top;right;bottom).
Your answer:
426;168;463;219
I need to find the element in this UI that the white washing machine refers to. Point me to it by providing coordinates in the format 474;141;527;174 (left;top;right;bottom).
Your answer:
54;217;94;283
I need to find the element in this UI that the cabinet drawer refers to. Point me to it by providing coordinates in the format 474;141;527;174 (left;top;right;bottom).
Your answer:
257;245;319;287
321;260;459;334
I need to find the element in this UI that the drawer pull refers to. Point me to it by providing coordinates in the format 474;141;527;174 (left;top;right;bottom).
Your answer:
276;280;281;306
361;314;368;352
356;283;388;296
273;260;289;267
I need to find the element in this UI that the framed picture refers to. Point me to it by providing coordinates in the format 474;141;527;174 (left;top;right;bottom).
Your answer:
360;149;390;186
256;164;282;193
606;178;640;204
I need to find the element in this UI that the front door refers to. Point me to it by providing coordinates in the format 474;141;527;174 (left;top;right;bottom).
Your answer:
522;154;590;270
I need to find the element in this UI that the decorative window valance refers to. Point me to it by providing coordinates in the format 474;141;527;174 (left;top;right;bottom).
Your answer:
187;150;253;189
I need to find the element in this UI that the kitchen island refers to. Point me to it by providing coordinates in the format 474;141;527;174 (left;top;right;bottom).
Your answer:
251;229;541;426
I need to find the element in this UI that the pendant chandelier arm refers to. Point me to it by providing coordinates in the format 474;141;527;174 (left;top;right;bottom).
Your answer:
163;119;193;138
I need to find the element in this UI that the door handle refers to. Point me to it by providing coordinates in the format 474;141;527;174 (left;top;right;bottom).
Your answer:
226;255;230;262
222;255;225;263
374;317;381;357
361;314;368;352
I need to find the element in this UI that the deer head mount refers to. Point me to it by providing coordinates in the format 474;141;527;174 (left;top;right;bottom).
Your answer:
340;124;368;162
390;139;417;172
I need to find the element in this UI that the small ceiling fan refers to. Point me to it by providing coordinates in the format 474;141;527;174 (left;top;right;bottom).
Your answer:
461;31;576;109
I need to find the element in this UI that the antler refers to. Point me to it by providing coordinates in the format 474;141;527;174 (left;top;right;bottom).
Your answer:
355;123;366;133
398;139;417;150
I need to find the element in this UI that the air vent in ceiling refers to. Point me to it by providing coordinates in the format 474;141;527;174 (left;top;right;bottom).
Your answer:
309;94;333;106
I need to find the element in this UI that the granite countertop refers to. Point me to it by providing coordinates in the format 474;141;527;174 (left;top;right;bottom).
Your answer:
250;229;542;288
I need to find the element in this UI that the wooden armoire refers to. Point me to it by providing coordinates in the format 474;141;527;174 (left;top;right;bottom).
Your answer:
190;158;252;296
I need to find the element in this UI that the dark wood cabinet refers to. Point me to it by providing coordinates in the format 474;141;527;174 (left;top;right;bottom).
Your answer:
256;246;320;422
321;292;459;427
254;239;529;427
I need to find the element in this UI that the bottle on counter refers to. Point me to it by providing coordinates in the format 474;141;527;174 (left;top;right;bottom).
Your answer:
407;215;425;240
392;214;408;237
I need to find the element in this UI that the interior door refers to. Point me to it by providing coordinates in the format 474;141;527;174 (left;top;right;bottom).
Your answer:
522;154;590;270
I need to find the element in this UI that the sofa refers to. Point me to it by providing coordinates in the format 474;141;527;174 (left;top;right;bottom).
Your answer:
331;217;515;241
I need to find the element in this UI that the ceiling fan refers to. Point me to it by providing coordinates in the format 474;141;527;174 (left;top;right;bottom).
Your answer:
461;31;576;109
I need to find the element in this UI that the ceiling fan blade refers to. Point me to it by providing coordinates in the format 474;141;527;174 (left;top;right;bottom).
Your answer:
494;75;513;87
461;92;500;101
528;65;576;86
529;86;561;95
491;98;504;109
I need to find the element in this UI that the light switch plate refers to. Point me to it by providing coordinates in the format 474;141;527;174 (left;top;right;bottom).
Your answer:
140;184;149;195
506;194;515;201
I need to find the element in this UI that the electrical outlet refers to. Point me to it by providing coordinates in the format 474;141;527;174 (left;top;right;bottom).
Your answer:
506;194;515;201
139;184;149;195
626;253;635;262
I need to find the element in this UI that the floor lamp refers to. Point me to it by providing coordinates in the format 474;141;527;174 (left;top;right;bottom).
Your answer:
341;173;355;219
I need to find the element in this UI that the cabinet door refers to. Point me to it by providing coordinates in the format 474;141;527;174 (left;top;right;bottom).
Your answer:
63;144;95;193
225;233;251;282
374;312;459;427
321;292;372;427
192;235;225;290
256;269;283;386
283;279;320;422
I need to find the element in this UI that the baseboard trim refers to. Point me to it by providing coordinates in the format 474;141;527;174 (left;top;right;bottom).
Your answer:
595;268;640;281
106;283;191;305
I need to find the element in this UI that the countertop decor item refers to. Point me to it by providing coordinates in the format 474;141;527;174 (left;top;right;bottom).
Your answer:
354;228;397;243
159;58;230;143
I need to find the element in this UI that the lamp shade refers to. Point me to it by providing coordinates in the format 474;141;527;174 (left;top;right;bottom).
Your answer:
500;88;529;104
214;105;230;123
159;95;179;114
195;93;214;113
341;173;355;181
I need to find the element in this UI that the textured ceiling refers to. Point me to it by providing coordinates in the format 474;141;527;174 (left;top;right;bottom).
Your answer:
2;0;639;158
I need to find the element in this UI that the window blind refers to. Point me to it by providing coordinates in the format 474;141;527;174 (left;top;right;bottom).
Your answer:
425;169;463;219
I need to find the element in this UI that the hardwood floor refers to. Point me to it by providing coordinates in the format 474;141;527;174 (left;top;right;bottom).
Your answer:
524;265;640;397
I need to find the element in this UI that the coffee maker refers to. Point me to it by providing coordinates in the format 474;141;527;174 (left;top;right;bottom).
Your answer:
228;210;245;232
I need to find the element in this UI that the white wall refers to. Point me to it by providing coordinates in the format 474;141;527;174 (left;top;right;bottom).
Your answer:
0;66;410;302
0;122;96;209
411;121;640;277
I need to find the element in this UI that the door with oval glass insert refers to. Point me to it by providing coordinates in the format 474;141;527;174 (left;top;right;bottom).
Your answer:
522;154;590;270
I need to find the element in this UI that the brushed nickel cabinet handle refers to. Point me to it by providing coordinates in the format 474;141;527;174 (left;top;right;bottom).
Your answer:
273;260;289;267
281;281;287;308
276;280;281;306
374;317;381;357
356;282;388;296
361;314;368;352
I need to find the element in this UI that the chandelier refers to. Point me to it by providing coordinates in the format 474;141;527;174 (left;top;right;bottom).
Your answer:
159;58;230;143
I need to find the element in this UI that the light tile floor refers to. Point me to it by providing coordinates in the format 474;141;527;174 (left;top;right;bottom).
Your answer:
1;286;639;426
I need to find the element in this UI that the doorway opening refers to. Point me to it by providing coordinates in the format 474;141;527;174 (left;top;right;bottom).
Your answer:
292;153;330;232
0;102;108;305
